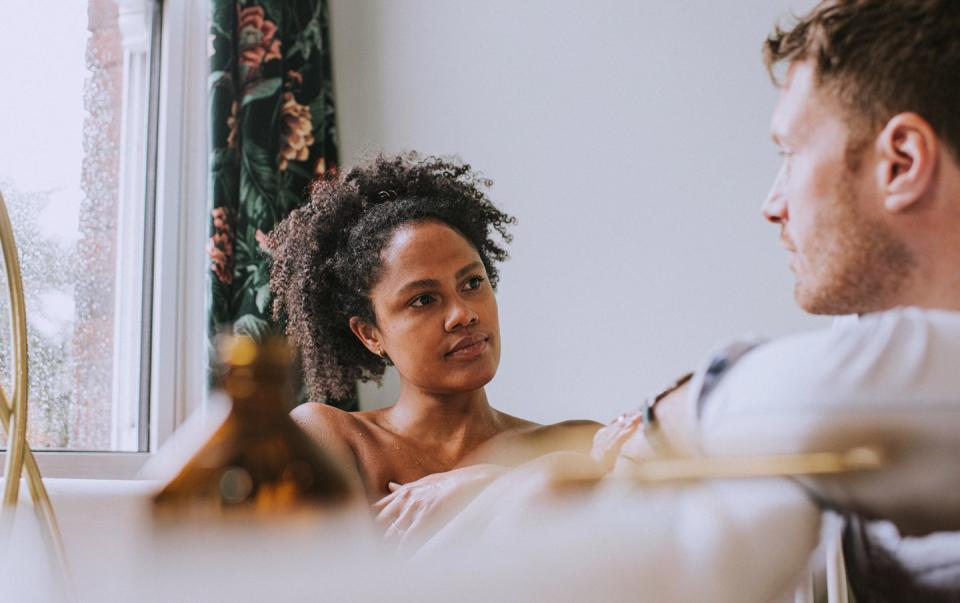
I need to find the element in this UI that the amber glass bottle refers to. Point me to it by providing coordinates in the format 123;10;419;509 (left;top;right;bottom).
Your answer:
154;336;353;515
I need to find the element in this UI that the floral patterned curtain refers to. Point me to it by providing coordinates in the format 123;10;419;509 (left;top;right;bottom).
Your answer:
207;0;349;406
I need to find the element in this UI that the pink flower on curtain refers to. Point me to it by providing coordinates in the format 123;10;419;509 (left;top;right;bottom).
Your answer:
226;101;239;149
237;5;281;69
313;157;326;176
208;207;234;284
314;157;338;180
278;92;314;171
254;228;271;253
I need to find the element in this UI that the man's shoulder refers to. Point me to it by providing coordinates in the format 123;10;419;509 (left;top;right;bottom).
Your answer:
829;306;960;342
703;307;960;415
758;306;960;372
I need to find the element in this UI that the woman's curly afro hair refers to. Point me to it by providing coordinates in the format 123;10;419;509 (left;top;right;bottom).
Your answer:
268;153;516;404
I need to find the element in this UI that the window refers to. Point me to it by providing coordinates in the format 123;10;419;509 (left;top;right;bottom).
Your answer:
0;0;161;452
0;0;209;475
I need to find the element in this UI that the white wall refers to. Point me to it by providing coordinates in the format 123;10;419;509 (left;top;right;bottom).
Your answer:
330;0;825;423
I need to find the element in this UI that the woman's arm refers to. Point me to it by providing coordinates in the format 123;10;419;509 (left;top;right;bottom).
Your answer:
372;463;508;550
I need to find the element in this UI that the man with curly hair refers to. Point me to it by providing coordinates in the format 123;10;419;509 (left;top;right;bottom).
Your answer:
268;153;600;548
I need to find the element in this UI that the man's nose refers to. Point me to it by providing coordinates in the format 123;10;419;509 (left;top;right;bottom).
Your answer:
762;181;788;224
445;297;479;331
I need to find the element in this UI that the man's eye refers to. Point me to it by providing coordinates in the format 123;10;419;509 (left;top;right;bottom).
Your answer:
410;294;435;308
464;276;485;291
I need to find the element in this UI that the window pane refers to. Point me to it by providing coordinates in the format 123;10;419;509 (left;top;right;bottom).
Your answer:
0;0;156;451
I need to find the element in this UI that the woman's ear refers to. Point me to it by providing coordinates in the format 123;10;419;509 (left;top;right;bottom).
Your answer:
349;316;382;357
875;112;938;213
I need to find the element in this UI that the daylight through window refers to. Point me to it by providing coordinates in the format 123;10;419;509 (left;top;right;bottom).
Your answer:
0;0;159;452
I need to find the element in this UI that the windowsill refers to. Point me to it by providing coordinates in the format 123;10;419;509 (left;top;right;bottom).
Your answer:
0;451;150;480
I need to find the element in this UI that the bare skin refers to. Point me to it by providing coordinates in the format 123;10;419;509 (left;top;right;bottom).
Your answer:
291;220;600;508
293;401;596;502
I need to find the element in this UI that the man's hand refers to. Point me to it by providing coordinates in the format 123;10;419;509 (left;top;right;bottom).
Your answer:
373;464;506;551
594;381;696;476
617;383;693;465
590;411;643;469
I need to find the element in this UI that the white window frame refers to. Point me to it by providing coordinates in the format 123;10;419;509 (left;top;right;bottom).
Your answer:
149;0;210;455
0;0;210;479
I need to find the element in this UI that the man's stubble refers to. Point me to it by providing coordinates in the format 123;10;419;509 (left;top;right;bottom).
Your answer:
795;156;916;316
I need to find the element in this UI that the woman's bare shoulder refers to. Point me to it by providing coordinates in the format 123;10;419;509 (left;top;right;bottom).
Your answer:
493;410;540;431
460;412;602;466
493;409;601;437
495;411;601;435
523;419;603;444
290;402;364;441
534;419;604;433
289;403;370;497
509;419;602;457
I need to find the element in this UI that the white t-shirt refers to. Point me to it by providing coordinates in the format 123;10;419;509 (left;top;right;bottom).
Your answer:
689;306;960;597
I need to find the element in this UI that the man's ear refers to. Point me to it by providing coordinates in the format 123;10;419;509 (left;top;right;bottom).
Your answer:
875;112;938;213
348;316;382;357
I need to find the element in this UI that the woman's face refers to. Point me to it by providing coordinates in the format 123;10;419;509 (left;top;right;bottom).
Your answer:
356;220;501;395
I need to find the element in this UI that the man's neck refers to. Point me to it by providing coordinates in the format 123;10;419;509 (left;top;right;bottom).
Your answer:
886;158;960;312
895;286;960;313
896;239;960;312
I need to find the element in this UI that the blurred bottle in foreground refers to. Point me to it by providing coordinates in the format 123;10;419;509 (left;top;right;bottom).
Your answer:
154;335;354;516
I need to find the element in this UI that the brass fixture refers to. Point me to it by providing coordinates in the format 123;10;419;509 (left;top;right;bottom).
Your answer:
0;188;68;574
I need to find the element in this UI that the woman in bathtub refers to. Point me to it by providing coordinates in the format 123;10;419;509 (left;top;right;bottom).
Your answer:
268;153;600;546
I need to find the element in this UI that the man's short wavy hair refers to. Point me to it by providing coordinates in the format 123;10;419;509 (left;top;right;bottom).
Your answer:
764;0;960;158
